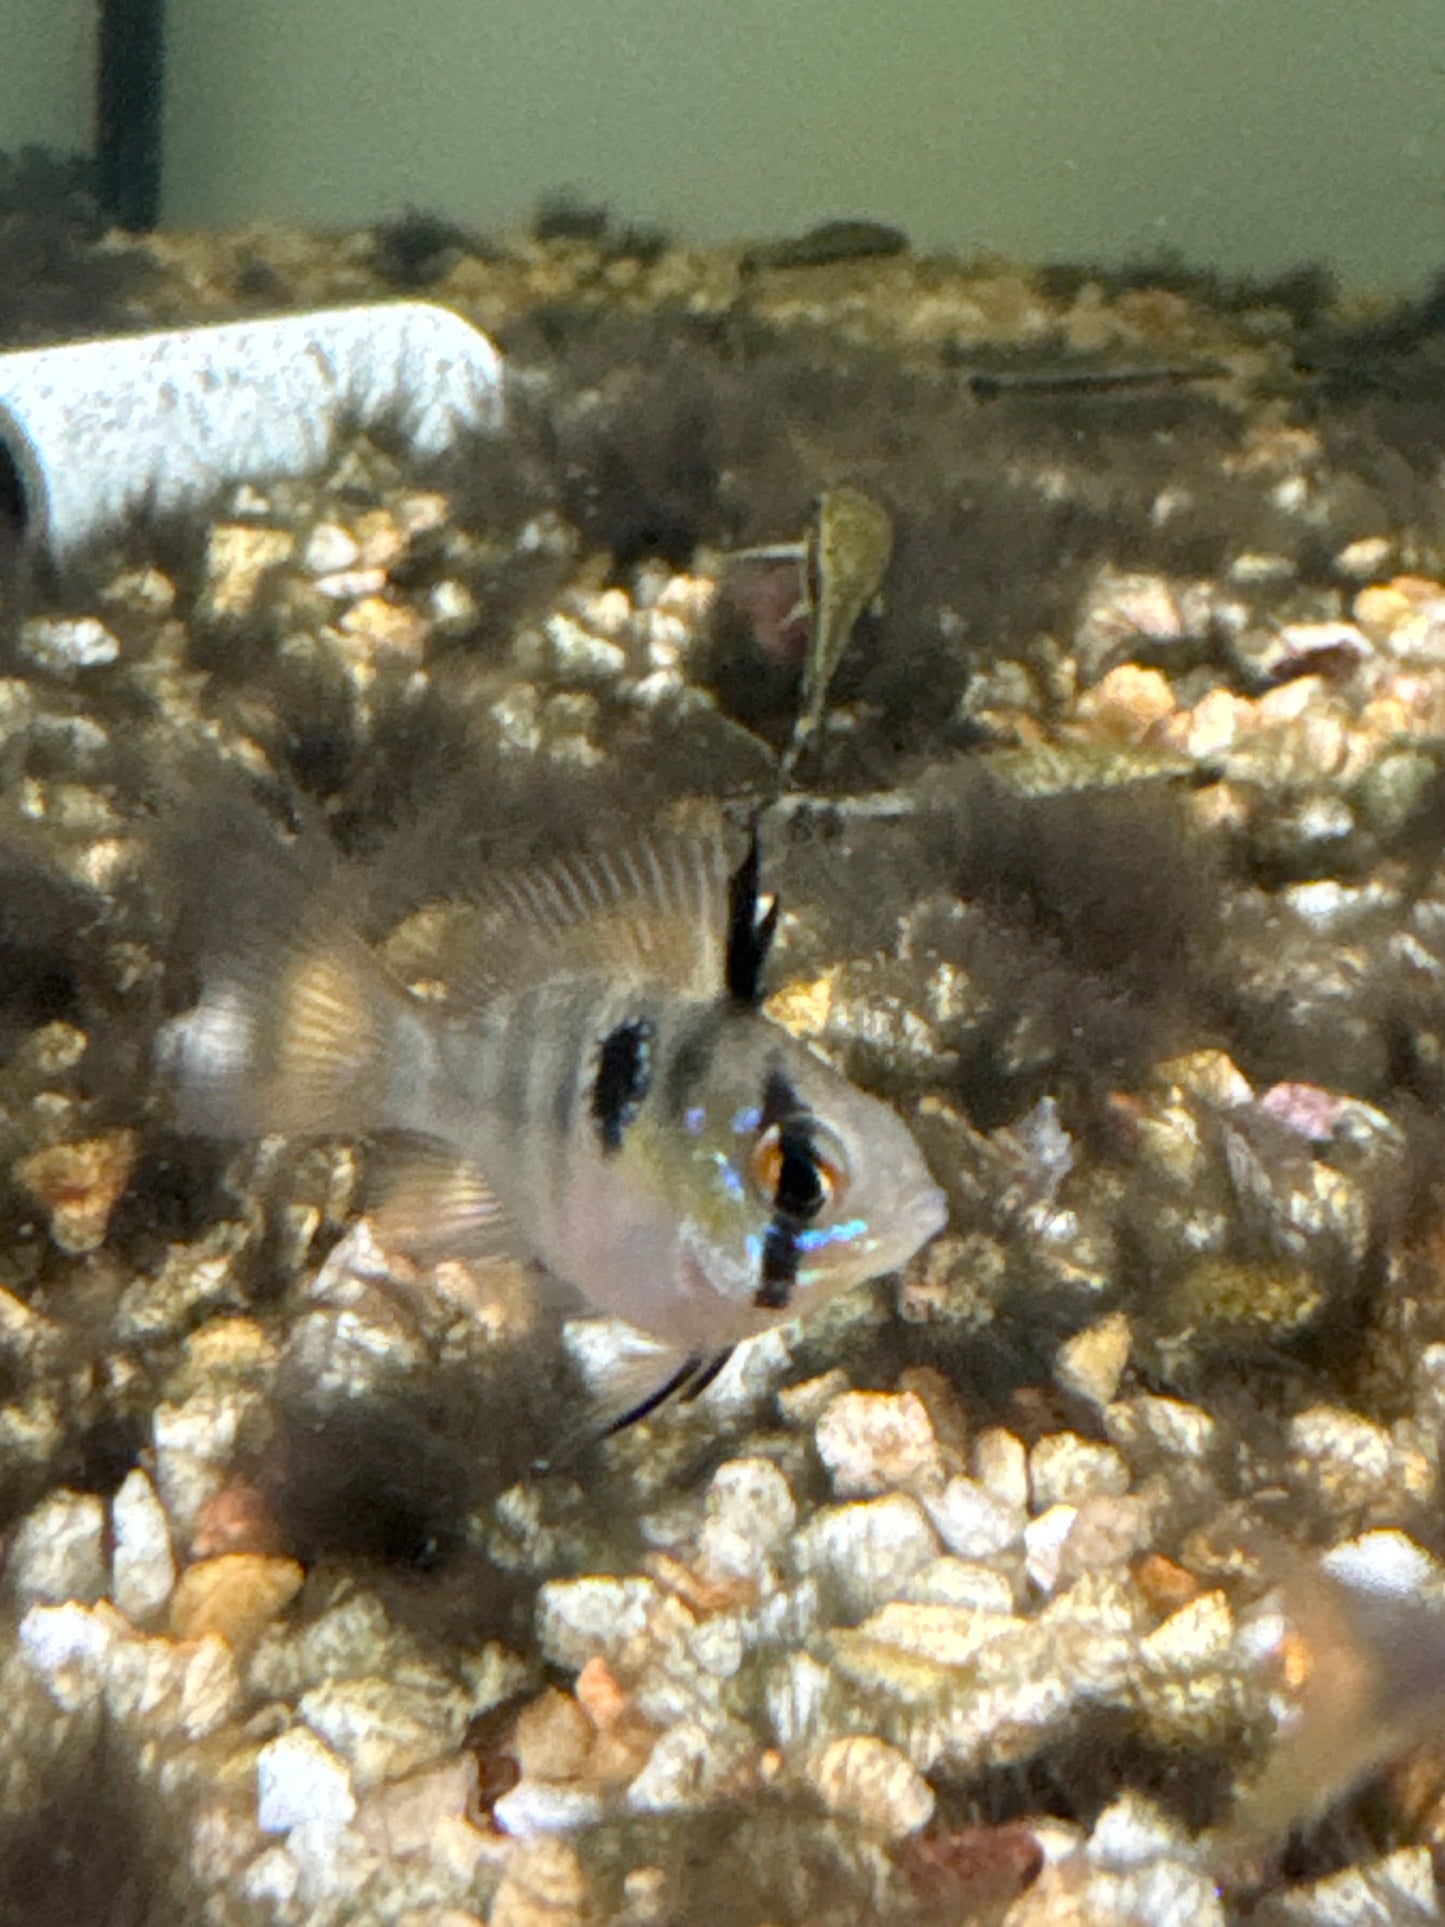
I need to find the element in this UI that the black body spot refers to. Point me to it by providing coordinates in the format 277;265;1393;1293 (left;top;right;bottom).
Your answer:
591;1015;656;1155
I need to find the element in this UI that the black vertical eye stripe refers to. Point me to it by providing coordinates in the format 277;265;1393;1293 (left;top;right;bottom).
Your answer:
774;1126;827;1219
760;1064;801;1130
591;1015;656;1155
756;1217;800;1310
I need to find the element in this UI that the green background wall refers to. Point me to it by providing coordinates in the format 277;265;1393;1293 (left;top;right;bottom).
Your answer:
4;0;1442;292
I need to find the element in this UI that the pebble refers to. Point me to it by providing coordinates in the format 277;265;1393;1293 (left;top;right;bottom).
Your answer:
901;1558;1017;1614
971;1428;1031;1511
541;613;628;682
1054;1312;1132;1406
764;1652;834;1750
806;1734;935;1836
1074;663;1176;740
151;1390;250;1542
537;1576;662;1673
923;1476;1025;1561
1335;535;1393;580
1321;1529;1439;1596
7;1489;107;1605
338;593;430;660
430;578;479;632
19;615;122;671
1288;1406;1433;1520
110;1469;176;1621
1024;1505;1079;1594
303;521;362;575
257;1726;358;1832
492;1778;608;1838
625;1713;755;1813
1104;1395;1217;1462
201;524;295;619
695;1457;797;1584
169;1553;304;1653
356;1756;488;1875
250;1589;403;1700
18;1598;113;1709
512;1689;595;1782
1270;1846;1437;1926
298;1666;474;1789
1354;576;1445;663
1029;1433;1132;1511
1056;1495;1155;1581
815;1390;943;1498
849;1600;1021;1668
793;1494;940;1617
488;1838;587;1927
13;1129;137;1254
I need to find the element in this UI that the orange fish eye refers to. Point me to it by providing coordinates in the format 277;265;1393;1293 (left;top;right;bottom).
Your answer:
750;1119;848;1222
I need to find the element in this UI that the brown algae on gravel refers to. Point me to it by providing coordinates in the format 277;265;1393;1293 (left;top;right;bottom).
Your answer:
4;208;1445;1924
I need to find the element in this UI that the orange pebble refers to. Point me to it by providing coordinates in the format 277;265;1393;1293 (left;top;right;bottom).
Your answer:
575;1656;629;1731
169;1552;304;1653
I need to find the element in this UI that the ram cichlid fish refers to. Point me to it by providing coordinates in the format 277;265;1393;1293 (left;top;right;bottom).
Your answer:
161;813;946;1422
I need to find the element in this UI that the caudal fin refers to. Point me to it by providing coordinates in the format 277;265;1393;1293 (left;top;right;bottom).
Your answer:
156;806;402;1140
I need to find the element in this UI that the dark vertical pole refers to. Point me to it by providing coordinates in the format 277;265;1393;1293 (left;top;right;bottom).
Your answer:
96;0;167;231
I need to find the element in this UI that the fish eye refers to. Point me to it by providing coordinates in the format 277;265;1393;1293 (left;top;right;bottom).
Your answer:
751;1119;848;1222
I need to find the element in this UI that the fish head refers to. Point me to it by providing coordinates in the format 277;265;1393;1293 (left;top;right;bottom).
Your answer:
666;1013;947;1337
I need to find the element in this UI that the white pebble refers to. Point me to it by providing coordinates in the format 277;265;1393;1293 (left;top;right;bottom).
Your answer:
19;1599;113;1709
493;1779;607;1837
257;1727;358;1832
537;1575;661;1671
626;1715;754;1814
815;1390;943;1498
924;1477;1024;1561
151;1391;246;1541
807;1735;935;1837
110;1469;176;1621
697;1457;796;1582
1322;1529;1441;1597
971;1428;1030;1510
1024;1505;1079;1594
793;1495;939;1617
901;1557;1016;1614
20;616;120;671
302;522;361;575
1029;1433;1131;1511
1054;1313;1131;1407
8;1489;107;1605
765;1652;833;1750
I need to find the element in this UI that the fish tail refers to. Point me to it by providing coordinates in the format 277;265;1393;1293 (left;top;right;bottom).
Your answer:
164;929;402;1140
157;809;404;1140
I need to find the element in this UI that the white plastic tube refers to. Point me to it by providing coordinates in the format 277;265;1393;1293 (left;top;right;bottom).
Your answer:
0;302;505;565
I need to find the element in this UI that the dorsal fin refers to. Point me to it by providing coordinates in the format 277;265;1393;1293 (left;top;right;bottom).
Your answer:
432;832;732;1007
724;818;778;1008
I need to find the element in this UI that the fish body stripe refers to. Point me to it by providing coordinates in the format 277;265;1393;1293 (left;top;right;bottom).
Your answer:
660;1002;732;1120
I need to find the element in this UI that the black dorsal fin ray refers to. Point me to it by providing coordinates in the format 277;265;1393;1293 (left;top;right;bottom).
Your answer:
725;818;779;1008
